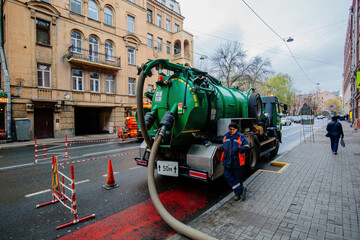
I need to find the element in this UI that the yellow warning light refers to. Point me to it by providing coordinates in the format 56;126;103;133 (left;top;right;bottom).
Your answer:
270;93;274;97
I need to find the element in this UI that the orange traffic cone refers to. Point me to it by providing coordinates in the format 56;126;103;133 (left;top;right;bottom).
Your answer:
103;159;119;190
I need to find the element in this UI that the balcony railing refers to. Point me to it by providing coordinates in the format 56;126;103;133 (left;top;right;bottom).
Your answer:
68;46;121;70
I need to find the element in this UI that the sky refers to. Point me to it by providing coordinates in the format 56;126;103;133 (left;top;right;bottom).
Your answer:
178;0;352;95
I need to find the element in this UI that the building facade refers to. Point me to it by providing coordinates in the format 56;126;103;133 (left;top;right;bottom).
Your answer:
0;0;193;140
344;0;360;127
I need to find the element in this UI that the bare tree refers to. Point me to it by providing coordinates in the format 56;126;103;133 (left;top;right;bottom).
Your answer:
210;41;248;88
245;56;273;88
210;41;273;91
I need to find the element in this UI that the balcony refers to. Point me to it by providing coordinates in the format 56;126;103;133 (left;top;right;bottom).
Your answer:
68;46;121;71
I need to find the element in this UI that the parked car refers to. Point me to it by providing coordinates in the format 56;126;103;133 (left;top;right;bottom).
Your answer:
281;117;292;126
292;116;301;123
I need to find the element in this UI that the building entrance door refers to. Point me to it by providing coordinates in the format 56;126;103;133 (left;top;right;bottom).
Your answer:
34;108;54;139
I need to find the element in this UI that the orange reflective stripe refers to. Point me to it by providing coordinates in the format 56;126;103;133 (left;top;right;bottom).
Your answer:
220;136;227;162
237;137;245;166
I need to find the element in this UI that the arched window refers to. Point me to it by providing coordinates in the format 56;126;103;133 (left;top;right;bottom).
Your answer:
174;40;181;54
104;7;113;26
88;0;98;21
71;31;82;53
89;37;99;62
105;41;114;61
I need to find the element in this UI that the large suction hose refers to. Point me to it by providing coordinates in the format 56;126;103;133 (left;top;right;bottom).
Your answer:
148;129;217;240
137;69;217;240
136;70;153;148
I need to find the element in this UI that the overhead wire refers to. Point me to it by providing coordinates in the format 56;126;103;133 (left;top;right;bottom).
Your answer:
241;0;317;85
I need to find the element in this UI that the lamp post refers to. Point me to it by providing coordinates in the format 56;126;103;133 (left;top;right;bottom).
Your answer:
284;37;294;43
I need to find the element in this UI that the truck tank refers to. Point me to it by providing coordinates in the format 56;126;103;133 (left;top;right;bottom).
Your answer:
141;59;262;147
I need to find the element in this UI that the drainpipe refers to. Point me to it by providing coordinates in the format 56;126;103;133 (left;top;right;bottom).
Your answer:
0;1;12;141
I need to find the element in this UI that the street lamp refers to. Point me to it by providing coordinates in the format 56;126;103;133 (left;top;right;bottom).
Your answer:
285;37;294;42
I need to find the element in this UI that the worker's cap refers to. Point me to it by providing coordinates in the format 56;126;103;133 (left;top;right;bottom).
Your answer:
228;122;238;129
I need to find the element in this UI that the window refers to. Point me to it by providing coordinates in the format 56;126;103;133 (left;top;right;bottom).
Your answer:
157;14;162;27
129;78;135;96
174;42;180;54
147;34;153;48
127;15;135;33
175;23;180;32
36;19;50;45
128;47;135;65
71;0;81;14
37;64;51;88
166;19;170;31
104;7;113;26
89;37;99;62
88;0;98;20
90;72;100;92
72;69;83;91
147;84;154;92
106;75;115;94
71;31;82;53
166;41;171;55
105;41;114;61
157;38;162;52
147;9;153;23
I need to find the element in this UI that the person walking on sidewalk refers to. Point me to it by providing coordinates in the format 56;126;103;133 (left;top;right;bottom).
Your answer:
326;115;344;155
219;122;250;201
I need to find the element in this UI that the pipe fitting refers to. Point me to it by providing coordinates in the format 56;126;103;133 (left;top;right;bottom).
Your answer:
159;111;175;131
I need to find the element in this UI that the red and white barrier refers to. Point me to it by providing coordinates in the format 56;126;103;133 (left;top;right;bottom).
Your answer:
63;135;70;158
35;137;38;165
60;152;136;168
36;156;95;230
68;138;120;144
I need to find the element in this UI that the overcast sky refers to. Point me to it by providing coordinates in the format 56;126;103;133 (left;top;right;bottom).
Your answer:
179;0;351;95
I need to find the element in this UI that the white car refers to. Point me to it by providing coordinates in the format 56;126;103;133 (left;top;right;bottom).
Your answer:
281;117;292;126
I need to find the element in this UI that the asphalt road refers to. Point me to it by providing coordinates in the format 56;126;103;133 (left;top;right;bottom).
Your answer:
0;120;326;239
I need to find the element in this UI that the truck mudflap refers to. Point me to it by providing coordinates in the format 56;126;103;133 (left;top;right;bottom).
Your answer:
134;157;210;182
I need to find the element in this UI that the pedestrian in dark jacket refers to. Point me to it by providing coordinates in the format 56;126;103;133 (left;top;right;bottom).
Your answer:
326;116;344;155
219;122;250;201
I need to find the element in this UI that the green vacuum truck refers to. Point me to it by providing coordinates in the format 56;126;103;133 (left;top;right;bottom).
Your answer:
135;59;286;182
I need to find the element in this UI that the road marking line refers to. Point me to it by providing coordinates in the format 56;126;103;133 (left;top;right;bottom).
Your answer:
103;172;119;177
81;146;138;157
129;166;141;170
25;189;51;198
0;163;34;171
75;179;90;185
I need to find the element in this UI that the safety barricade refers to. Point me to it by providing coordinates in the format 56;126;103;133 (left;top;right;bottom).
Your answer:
34;136;71;164
36;156;95;229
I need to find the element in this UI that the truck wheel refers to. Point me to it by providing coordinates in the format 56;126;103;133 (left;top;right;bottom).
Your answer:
248;94;263;122
247;142;259;172
270;139;280;159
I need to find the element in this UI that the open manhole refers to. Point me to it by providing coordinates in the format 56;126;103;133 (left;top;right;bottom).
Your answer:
259;161;289;173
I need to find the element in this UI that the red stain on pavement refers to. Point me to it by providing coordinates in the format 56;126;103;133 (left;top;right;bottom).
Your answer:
60;186;209;239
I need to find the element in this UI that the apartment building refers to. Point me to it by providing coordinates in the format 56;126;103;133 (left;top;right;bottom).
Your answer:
344;0;360;124
0;0;193;140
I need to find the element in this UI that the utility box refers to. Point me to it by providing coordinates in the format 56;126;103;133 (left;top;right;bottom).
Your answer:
15;118;30;141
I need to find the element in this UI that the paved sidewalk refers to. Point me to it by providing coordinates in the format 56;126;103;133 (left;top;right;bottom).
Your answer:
171;122;360;240
0;133;120;150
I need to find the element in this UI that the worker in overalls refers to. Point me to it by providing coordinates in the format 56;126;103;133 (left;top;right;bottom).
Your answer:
219;122;250;201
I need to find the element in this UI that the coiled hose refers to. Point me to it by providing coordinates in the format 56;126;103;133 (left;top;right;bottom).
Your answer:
137;70;217;240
